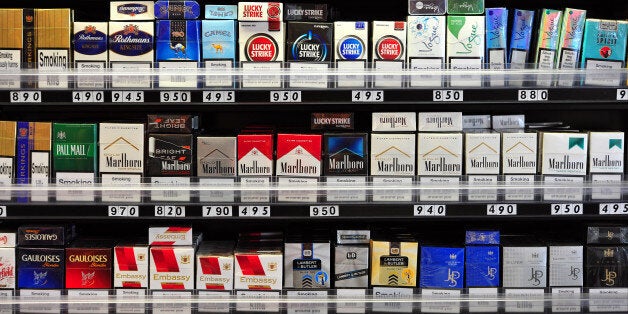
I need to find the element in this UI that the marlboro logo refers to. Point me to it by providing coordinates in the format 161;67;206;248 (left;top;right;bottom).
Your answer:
376;36;403;60
469;142;498;154
245;34;278;62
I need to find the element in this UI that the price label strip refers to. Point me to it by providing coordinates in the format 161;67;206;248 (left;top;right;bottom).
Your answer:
238;205;270;217
310;205;339;217
617;89;628;101
160;91;191;103
599;203;628;215
72;91;104;103
203;91;235;103
10;91;41;103
352;90;384;102
270;91;301;102
433;90;463;102
108;206;139;217
518;89;548;101
486;204;517;216
154;205;186;217
551;203;583;215
414;204;446;216
0;206;6;217
112;91;144;103
202;206;233;217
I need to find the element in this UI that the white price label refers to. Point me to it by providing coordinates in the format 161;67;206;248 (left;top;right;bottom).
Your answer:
154;205;186;217
72;91;104;103
352;90;384;102
112;91;144;103
518;89;548;101
108;205;138;217
310;205;339;217
599;203;628;215
238;205;270;217
414;204;446;216
203;91;235;103
486;204;517;216
10;91;41;103
270;91;301;102
0;206;5;217
551;203;583;215
202;206;233;217
160;91;191;102
433;90;463;102
617;89;628;101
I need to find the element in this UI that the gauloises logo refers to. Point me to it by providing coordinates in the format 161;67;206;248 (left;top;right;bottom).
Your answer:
376;36;403;60
117;3;148;16
337;36;364;60
74;25;108;56
109;25;153;57
292;31;327;61
245;34;278;62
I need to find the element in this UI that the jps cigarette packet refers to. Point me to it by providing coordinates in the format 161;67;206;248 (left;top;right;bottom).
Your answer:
585;246;627;288
465;131;500;175
446;15;484;70
509;9;535;69
465;230;500;245
202;19;236;87
285;242;331;288
501;131;538;174
237;134;274;176
465;246;499;287
147;114;198;134
147;134;193;177
234;245;283;290
370;240;418;287
420;247;464;289
99;123;144;175
418;112;462;132
370;133;415;176
334;21;368;87
150;246;195;290
447;0;484;15
323;133;368;176
549;245;583;287
284;3;328;22
502;245;547;288
238;2;283;22
587;225;628;245
197;136;237;177
65;244;112;289
196;242;234;290
557;9;586;69
540;132;588;176
581;19;628;86
149;226;193;246
406;16;446;87
108;21;154;87
0;232;16;248
534;9;563;71
17;247;65;289
485;8;508;70
73;22;108;88
372;21;406;87
238;21;285;88
462;115;491;129
417;133;463;176
0;247;15;289
372;112;417;132
205;5;237;20
276;134;322;177
0;9;24;88
35;9;72;89
408;0;446;15
155;1;201;20
18;225;73;247
110;1;155;20
589;132;624;174
114;242;149;288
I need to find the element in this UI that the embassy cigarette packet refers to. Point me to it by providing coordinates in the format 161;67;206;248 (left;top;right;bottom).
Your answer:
114;241;149;288
196;241;235;290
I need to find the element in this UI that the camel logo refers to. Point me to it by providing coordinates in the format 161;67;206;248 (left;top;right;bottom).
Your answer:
33;271;48;286
170;42;186;58
81;271;95;286
212;43;224;53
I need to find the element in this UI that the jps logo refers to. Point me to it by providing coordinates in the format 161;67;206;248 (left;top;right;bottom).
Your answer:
607;231;614;240
444;268;460;287
602;269;617;286
568;266;580;280
528;268;544;286
485;266;497;280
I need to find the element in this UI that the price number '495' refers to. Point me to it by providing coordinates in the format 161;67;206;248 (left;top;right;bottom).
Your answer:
238;206;270;217
599;203;628;215
352;90;383;102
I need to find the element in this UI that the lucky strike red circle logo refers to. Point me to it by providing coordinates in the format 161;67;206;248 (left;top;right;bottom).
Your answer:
245;34;278;62
376;36;403;60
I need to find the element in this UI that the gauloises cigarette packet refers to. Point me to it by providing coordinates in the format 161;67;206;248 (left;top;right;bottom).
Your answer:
17;247;65;289
149;226;193;246
155;1;201;20
110;1;155;21
114;241;149;288
197;136;237;177
150;245;195;290
18;225;74;247
196;241;235;290
147;134;193;177
147;114;198;134
34;9;72;89
420;247;465;289
276;134;322;177
324;133;368;176
0;9;25;89
237;134;274;176
370;239;418;287
65;241;113;289
0;121;16;181
234;244;283;290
